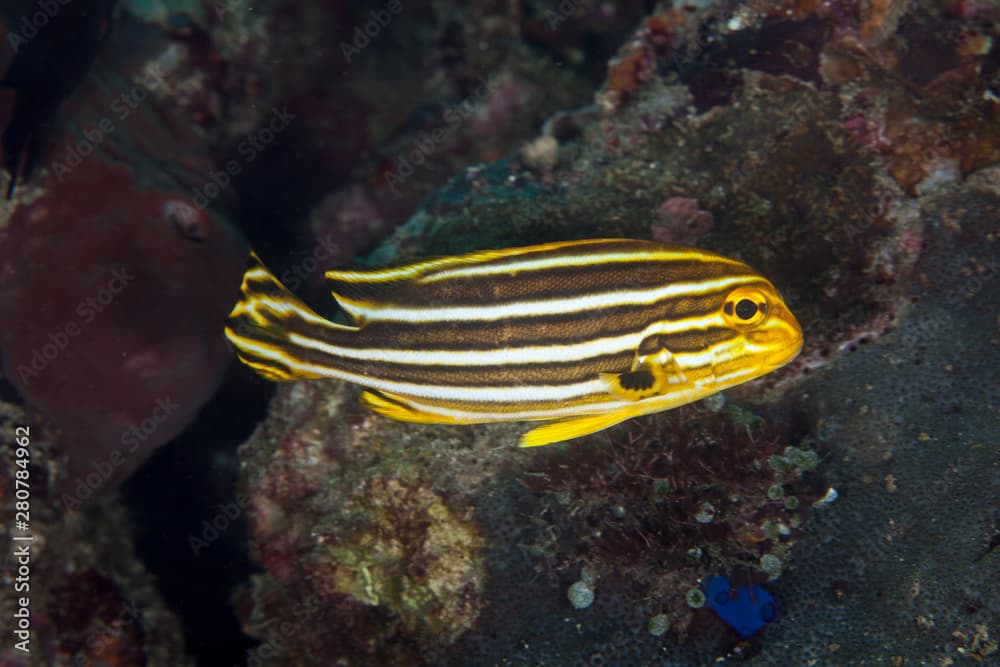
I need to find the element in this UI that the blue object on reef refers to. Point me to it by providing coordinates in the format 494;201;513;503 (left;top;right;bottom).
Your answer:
706;575;776;637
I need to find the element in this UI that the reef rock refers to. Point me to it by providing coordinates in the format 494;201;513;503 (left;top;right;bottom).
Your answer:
232;0;999;664
0;11;248;496
0;400;191;666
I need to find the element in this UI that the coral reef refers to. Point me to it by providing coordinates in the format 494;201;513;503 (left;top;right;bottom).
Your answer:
0;5;255;494
0;138;246;493
134;0;654;286
232;1;999;665
236;380;500;664
651;196;715;245
0;400;190;666
2;0;996;665
0;0;645;490
514;403;822;641
0;1;670;661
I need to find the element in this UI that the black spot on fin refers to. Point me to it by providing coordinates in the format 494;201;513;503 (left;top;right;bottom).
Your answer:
618;369;656;392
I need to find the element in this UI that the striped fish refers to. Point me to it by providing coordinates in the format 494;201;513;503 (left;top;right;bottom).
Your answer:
224;239;803;447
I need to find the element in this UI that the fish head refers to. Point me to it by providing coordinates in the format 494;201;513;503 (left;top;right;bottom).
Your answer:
680;274;802;393
709;279;803;383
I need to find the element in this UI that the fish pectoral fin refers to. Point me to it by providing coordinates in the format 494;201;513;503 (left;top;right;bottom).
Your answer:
599;368;659;401
600;345;688;401
518;411;633;448
360;391;458;425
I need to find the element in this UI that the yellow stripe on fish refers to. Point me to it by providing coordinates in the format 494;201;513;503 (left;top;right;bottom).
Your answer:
224;239;803;447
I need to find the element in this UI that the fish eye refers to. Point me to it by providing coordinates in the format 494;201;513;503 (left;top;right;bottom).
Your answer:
735;299;757;320
723;288;769;327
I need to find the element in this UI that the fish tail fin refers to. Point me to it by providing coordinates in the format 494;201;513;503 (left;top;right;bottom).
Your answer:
224;251;356;381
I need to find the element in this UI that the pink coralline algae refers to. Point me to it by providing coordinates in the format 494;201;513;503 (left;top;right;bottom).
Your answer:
652;196;715;245
302;184;388;287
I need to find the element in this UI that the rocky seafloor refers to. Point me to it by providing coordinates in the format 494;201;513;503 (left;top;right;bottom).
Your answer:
233;1;1000;665
0;0;998;665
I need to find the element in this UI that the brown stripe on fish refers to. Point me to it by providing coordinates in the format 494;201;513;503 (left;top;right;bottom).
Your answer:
337;275;768;325
344;314;739;359
235;290;731;367
238;280;752;352
231;334;637;387
229;287;743;371
259;327;743;397
225;328;622;406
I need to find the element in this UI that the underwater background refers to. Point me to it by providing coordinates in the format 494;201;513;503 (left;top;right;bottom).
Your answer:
0;0;998;665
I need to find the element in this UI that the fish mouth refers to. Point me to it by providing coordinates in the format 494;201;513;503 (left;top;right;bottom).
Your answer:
763;310;804;370
764;339;803;370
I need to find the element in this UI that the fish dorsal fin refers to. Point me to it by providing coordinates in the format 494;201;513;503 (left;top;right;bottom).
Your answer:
327;240;626;290
326;249;510;319
326;241;613;317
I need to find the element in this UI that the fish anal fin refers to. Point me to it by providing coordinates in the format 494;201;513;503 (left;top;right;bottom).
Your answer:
518;411;633;448
360;391;458;425
234;353;298;381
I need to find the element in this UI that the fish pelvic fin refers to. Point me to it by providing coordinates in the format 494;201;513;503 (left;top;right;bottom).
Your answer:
518;410;634;448
225;251;357;381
